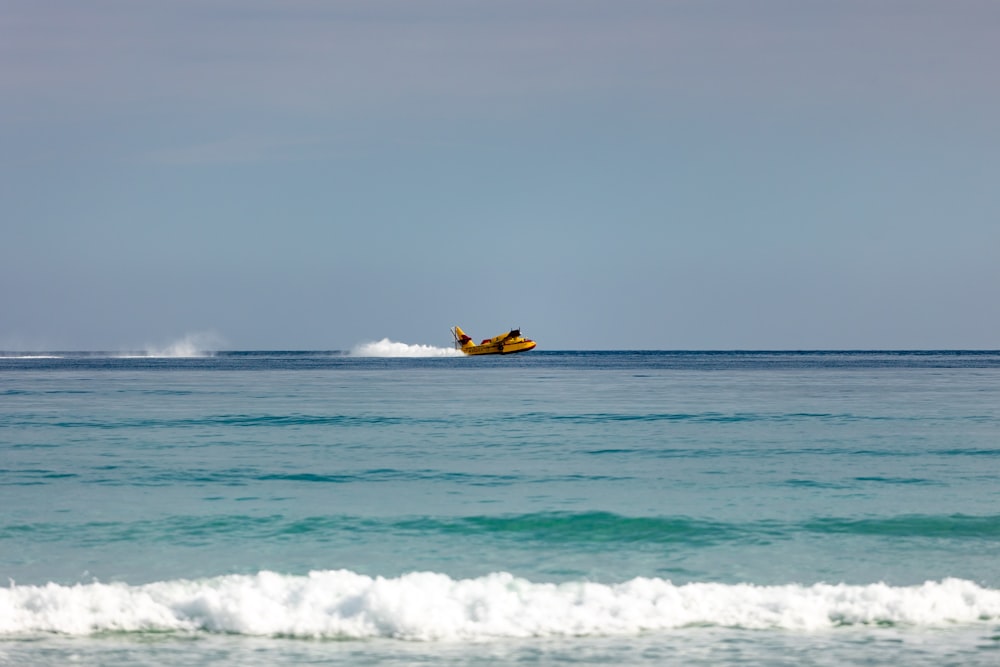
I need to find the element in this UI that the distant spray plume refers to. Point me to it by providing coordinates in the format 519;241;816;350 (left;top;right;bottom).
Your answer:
140;332;225;358
351;338;463;358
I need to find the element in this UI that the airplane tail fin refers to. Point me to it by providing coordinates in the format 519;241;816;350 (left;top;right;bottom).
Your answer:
451;326;473;349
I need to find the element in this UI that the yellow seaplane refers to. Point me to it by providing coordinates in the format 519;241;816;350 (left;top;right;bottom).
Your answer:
451;326;537;355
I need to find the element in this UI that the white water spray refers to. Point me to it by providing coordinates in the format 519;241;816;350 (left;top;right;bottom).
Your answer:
351;338;464;358
138;332;225;358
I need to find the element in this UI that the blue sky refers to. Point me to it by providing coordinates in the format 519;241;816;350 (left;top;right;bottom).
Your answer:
3;0;998;350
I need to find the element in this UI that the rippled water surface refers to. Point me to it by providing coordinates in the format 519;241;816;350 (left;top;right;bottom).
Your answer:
2;351;999;665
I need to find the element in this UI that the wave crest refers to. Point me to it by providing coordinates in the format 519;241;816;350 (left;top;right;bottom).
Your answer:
3;572;998;639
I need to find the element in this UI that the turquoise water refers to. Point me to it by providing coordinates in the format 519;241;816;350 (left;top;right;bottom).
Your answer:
2;350;999;665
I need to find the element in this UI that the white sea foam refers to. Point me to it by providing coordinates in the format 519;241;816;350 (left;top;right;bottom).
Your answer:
351;338;464;358
2;572;998;639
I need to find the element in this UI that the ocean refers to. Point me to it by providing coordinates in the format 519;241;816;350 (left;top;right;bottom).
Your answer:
2;346;999;665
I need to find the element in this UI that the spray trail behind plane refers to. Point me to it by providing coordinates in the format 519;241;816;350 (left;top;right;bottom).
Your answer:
351;338;464;358
137;332;225;358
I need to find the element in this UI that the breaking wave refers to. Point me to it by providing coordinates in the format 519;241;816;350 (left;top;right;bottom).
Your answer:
2;572;998;639
351;338;464;358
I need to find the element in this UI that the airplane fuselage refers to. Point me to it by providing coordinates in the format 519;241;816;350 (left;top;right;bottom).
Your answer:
451;326;536;355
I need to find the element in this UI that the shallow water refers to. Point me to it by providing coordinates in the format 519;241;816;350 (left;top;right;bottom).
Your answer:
2;351;999;664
